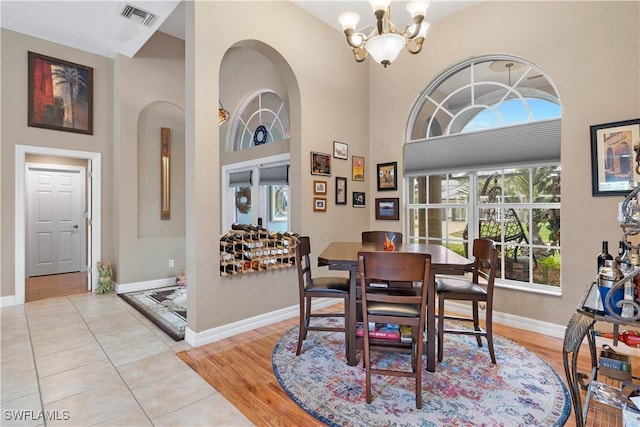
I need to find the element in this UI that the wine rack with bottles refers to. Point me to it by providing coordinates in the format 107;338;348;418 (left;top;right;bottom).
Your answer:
220;225;298;276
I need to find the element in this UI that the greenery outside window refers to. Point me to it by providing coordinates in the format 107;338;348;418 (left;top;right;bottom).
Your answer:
408;166;560;289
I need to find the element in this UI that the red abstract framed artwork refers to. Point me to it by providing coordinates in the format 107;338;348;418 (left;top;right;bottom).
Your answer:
28;51;93;134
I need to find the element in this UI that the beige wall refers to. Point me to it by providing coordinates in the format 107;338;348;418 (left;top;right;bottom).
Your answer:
1;29;115;298
114;31;186;284
368;1;640;326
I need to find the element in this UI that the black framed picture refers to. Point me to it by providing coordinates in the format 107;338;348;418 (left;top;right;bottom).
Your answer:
375;198;399;220
590;118;640;196
335;177;347;205
353;191;365;208
377;162;397;191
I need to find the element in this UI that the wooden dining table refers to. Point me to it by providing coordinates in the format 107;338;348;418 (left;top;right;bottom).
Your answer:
317;241;471;371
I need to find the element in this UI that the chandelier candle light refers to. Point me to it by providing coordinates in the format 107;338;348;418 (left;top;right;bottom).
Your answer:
339;0;430;67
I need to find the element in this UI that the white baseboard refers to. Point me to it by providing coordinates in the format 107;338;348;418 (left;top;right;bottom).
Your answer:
1;295;18;308
446;301;567;339
116;277;176;294
185;299;567;348
184;298;337;347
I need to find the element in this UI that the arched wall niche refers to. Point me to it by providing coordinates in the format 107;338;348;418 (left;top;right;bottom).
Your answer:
137;101;186;238
219;39;302;232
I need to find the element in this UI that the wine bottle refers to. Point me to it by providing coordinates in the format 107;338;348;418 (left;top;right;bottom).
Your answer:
617;241;631;273
597;241;613;273
594;330;640;348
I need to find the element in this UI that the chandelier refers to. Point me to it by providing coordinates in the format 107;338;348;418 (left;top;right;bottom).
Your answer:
339;0;430;68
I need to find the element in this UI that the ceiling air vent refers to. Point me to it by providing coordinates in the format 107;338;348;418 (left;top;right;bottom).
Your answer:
120;4;157;27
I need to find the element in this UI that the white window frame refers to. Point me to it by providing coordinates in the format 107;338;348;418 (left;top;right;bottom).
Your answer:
222;153;289;231
406;164;561;296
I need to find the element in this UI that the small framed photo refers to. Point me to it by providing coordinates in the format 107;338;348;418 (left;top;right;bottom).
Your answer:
377;161;398;191
313;197;327;212
590;118;640;196
28;51;93;135
311;151;331;176
375;198;400;220
353;191;366;208
352;155;365;181
313;180;327;195
333;141;348;160
335;177;347;205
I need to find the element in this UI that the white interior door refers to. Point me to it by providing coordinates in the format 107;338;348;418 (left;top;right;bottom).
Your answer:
27;164;85;277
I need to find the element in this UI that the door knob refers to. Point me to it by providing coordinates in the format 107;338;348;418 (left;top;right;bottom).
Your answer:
73;224;79;229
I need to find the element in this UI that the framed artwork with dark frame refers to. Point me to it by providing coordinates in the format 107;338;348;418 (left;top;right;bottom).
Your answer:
313;180;327;195
375;198;400;220
333;141;348;159
352;191;366;208
335;177;347;205
590;118;640;196
311;151;331;176
352;155;365;181
313;197;327;212
28;51;93;135
377;161;397;191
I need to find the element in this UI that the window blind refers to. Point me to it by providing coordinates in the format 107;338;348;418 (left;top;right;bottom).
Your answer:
259;165;289;185
228;170;252;187
404;119;560;176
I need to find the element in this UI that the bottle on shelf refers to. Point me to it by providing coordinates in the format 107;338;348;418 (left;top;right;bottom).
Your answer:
597;240;613;274
594;330;640;348
616;240;631;273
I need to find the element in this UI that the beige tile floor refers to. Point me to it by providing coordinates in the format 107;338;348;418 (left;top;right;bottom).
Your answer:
1;292;253;427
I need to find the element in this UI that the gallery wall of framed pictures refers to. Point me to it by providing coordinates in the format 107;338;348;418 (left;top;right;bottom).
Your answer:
310;143;366;212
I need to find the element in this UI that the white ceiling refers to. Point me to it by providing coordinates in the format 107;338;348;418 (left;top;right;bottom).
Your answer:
0;1;480;59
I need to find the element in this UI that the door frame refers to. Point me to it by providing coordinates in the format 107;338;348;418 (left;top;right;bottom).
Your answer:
15;145;101;304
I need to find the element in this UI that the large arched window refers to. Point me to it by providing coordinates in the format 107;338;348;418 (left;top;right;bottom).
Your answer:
405;55;562;293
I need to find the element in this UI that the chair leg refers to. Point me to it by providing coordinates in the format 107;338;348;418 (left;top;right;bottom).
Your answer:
437;295;445;362
296;296;306;356
343;296;350;353
486;306;496;364
364;335;372;404
472;301;482;347
415;329;423;409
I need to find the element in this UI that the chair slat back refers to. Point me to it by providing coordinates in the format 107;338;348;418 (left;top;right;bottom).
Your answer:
358;252;431;305
295;236;312;287
471;238;498;294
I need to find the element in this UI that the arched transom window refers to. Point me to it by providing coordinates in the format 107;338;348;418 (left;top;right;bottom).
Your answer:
231;90;290;151
408;55;561;141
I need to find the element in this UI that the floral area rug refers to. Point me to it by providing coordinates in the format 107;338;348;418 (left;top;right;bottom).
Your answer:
119;285;186;340
272;318;570;426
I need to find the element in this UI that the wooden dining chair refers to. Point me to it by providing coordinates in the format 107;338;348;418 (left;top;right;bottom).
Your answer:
295;236;351;356
436;238;498;363
357;251;431;409
361;231;409;288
